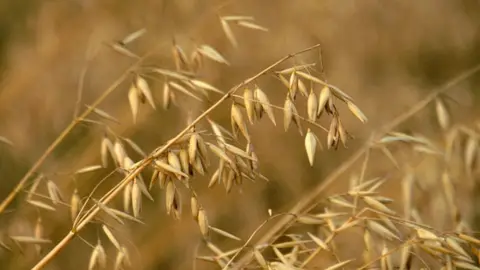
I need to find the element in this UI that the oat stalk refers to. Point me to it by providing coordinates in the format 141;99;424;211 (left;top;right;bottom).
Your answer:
232;63;480;268
31;43;322;270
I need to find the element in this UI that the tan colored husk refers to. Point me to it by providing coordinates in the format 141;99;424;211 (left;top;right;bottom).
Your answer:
305;129;317;166
135;75;156;109
46;180;62;205
34;216;43;254
70;189;81;223
307;90;318;122
254;87;276;126
100;136;114;168
435;98;450;130
197;208;209;238
123;181;133;213
347;100;368;123
243;88;255;124
220;18;238;48
88;241;107;270
131;179;142;218
288;71;298;99
128;83;140;123
317;86;331;117
102;225;121;251
231;103;250;140
191;195;199;220
162;81;171;110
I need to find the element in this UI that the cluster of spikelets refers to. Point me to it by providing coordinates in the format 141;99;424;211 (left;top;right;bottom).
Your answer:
195;97;480;270
0;10;372;269
1;5;480;270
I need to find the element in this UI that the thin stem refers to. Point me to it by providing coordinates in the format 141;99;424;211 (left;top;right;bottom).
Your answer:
31;44;321;270
232;63;480;269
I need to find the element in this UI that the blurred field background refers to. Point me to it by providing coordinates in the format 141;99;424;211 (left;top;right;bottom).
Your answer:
1;0;480;269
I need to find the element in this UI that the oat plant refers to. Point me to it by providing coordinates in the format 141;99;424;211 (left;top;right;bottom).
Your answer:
1;2;480;270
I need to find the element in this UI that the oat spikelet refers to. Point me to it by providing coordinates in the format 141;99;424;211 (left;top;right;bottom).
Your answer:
191;195;199;220
327;116;339;149
163;81;171;110
254;87;276;126
102;225;121;251
317;86;331;117
244;88;255;124
34;216;43;254
289;71;298;99
198;45;230;65
128;84;139;123
113;140;126;168
324;259;354;270
435;98;450;130
123;181;133;213
220;18;238;48
47;180;62;205
100;136;114;168
114;246;131;270
283;96;294;132
89;241;107;270
136;75;156;109
70;189;81;223
307;90;318;122
172;43;189;71
197;208;209;238
231;103;250;140
305;129;317;166
347;100;368;123
165;181;176;215
465;136;478;176
131;179;142;218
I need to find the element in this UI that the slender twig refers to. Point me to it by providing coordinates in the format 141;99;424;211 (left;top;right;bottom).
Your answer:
232;63;480;269
31;44;321;270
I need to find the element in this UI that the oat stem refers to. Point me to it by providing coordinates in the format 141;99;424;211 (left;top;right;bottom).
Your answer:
232;63;480;269
31;44;321;270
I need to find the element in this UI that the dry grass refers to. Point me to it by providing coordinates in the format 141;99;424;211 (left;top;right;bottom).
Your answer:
1;1;480;270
